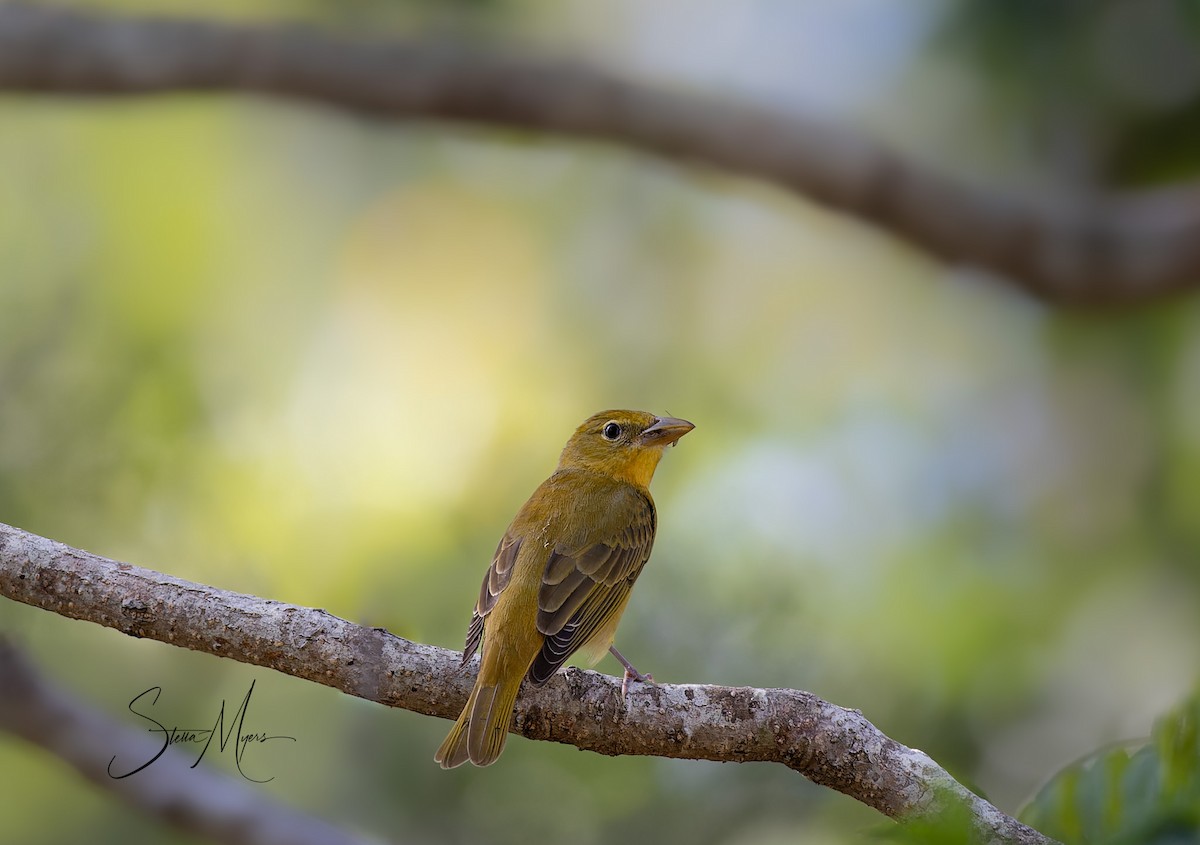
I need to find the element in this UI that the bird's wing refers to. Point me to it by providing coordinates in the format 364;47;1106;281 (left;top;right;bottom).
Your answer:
526;491;656;685
460;532;521;665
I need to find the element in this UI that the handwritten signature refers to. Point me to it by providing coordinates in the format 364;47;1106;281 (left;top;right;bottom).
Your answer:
107;680;296;783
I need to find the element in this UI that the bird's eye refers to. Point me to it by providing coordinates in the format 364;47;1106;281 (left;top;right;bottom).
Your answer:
602;421;622;441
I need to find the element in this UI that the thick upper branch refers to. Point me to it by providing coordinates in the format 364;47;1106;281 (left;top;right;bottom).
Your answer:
0;521;1053;844
0;4;1197;304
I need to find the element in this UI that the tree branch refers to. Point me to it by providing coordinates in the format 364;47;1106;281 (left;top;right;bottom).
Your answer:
0;639;385;845
0;4;1197;305
0;521;1052;845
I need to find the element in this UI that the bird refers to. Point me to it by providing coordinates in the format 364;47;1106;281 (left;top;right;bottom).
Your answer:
435;409;694;768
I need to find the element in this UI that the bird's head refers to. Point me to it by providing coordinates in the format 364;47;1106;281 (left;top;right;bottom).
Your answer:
558;409;694;488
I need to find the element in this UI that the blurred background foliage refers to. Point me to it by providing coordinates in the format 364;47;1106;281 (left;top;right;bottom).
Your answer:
2;0;1200;843
1021;692;1200;845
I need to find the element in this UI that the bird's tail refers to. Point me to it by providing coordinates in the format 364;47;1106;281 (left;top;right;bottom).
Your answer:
434;676;523;768
434;687;475;769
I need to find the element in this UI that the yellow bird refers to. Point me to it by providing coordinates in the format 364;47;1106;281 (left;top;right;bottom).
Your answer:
435;409;694;768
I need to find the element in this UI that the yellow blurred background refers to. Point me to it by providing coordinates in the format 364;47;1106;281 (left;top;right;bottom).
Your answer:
4;2;1200;843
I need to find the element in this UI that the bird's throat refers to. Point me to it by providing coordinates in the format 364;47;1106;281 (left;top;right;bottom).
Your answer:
610;448;665;489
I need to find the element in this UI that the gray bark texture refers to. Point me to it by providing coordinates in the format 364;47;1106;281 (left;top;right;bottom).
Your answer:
0;521;1056;845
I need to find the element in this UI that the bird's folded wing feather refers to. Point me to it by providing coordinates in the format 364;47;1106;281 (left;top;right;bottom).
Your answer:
526;491;656;684
461;532;521;664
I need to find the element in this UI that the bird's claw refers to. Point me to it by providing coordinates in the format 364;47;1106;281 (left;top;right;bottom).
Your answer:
610;644;655;699
620;668;654;699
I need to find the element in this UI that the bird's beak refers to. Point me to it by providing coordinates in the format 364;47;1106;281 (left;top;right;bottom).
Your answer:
639;416;695;447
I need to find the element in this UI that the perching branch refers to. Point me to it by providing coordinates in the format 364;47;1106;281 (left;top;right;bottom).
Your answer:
0;7;1198;305
0;639;385;845
0;521;1052;845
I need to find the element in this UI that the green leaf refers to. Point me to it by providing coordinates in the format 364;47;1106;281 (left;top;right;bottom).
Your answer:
1020;693;1200;844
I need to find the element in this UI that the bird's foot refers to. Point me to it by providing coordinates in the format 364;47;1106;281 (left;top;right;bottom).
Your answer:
609;645;654;699
621;667;654;699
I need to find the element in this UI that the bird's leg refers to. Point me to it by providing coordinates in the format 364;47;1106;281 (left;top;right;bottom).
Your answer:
609;645;653;698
